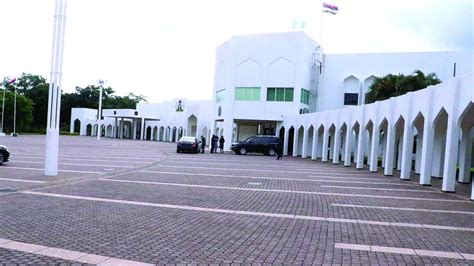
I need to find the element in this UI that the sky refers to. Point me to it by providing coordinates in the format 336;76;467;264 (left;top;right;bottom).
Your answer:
0;0;472;103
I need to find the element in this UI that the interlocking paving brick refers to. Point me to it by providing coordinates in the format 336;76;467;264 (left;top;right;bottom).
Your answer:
371;245;416;255
0;136;472;264
414;249;464;259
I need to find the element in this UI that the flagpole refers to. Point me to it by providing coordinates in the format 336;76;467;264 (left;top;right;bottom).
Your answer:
319;0;324;47
0;78;6;136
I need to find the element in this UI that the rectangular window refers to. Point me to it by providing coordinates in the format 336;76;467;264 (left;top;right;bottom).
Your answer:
284;88;293;102
344;93;359;105
235;87;260;101
216;89;225;103
267;88;294;102
300;89;310;105
267;88;275;101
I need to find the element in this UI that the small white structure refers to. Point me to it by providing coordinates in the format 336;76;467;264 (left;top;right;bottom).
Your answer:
70;31;473;199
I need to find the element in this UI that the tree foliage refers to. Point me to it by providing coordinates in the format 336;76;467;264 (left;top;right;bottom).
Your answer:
0;91;34;133
1;73;147;133
365;70;441;104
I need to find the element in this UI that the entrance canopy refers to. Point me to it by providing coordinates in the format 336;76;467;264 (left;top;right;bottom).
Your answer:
234;119;279;141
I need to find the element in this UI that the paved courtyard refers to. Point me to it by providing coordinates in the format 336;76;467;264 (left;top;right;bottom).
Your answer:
0;135;473;264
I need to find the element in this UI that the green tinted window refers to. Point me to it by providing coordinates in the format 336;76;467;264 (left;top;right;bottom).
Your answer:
284;88;294;102
276;89;285;101
267;88;275;101
267;88;294;102
235;87;260;101
300;89;310;104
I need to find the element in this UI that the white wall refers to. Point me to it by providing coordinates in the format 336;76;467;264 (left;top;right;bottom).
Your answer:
319;50;473;111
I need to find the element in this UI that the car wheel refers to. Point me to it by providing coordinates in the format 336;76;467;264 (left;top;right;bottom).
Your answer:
267;148;276;156
177;149;180;153
0;152;3;165
239;147;247;155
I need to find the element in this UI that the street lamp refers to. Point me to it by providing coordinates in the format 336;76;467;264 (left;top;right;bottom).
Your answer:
0;77;7;137
12;82;17;137
97;79;106;140
0;77;16;137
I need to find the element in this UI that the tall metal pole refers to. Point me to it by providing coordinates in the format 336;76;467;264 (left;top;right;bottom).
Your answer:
13;86;16;136
45;0;67;176
97;79;105;140
0;78;6;136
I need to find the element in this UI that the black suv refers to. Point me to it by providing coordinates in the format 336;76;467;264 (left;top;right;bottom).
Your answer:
0;145;10;165
231;135;280;156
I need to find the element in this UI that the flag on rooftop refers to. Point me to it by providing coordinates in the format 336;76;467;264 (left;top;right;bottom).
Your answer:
323;2;338;15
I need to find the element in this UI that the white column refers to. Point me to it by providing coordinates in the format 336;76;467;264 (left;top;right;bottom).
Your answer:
344;128;352;166
352;131;358;164
283;128;289;156
332;126;341;164
458;128;472;183
356;127;365;169
431;127;446;178
132;119;137;140
369;128;379;172
471;182;474;201
69;119;74;133
311;128;318;160
415;132;423;173
120;118;124;138
45;0;67;176
329;132;334;160
400;120;414;180
175;128;179;142
384;125;396;175
301;128;308;158
140;118;145;140
321;128;329;162
419;120;434;185
223;119;233;151
80;121;86;136
293;128;299;157
396;137;403;170
442;116;459;192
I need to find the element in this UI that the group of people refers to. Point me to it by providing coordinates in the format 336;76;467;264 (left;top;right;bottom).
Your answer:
200;135;225;154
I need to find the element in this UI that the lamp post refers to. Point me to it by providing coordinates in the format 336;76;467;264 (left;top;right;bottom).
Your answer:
97;79;106;140
45;0;67;176
12;84;17;137
0;78;6;136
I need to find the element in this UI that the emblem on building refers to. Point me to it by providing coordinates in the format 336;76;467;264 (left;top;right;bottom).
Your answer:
175;100;185;112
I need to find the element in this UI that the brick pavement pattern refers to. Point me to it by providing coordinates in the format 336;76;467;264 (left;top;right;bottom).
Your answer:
0;135;472;264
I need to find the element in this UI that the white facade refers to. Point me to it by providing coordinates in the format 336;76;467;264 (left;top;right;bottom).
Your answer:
70;31;473;199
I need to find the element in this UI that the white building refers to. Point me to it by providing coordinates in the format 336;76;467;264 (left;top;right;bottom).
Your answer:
70;31;473;199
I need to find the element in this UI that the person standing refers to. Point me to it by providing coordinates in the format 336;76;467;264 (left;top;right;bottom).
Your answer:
212;135;219;153
219;136;225;154
210;135;215;153
201;135;206;153
276;138;283;160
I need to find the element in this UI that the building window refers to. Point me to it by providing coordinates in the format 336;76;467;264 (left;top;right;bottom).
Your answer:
235;87;260;101
300;89;310;105
344;93;358;105
267;88;294;102
216;89;225;103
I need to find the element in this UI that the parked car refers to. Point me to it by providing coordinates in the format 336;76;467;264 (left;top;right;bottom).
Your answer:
0;145;10;165
230;135;279;156
177;136;201;153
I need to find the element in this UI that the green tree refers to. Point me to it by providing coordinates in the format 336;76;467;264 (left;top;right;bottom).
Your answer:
8;73;50;129
0;91;34;133
3;73;148;132
365;70;441;104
